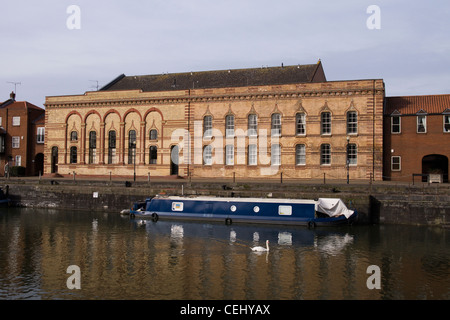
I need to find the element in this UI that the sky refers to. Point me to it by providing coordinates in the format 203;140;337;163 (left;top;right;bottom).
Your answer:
1;0;449;107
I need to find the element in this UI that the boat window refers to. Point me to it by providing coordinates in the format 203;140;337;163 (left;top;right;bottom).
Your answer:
278;205;292;216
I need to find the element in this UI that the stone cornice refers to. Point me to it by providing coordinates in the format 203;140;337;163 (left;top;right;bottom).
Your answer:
45;87;385;109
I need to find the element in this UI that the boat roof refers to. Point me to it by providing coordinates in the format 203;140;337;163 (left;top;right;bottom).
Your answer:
155;195;318;205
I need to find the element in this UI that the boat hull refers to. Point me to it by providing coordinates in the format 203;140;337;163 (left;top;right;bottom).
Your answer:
129;196;357;227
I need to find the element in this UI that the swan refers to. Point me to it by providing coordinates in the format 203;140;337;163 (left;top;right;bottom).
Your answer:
251;240;269;252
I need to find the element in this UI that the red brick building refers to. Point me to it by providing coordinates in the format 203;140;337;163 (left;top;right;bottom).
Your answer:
0;92;45;176
384;94;450;183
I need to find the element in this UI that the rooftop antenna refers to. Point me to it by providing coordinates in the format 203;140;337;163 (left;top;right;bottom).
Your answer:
7;81;21;95
89;80;99;91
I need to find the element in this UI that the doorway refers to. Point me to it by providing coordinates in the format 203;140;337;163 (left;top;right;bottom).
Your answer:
422;154;448;182
51;147;58;173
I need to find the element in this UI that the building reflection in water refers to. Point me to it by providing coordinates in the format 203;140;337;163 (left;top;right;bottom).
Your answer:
0;208;449;300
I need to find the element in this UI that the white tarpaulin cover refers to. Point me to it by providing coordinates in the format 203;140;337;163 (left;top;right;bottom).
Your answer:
316;198;354;219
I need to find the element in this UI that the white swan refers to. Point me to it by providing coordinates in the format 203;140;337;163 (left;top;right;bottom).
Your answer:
251;240;269;252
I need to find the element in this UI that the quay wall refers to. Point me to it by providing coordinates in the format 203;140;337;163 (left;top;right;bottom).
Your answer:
2;179;450;226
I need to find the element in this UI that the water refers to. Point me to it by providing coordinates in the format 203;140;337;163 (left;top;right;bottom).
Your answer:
0;207;449;300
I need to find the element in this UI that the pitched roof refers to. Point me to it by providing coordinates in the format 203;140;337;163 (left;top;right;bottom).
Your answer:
0;100;43;111
100;62;326;92
385;94;450;115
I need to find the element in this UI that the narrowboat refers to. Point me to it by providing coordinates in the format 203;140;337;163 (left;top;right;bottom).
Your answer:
129;196;357;227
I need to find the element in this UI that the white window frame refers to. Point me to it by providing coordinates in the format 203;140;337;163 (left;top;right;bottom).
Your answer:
391;116;401;134
391;156;401;171
203;116;212;138
37;127;45;144
321;112;331;135
12;136;20;148
12;116;20;126
271;113;281;137
347;143;357;166
225;144;234;166
248;144;257;166
248;114;258;136
444;114;450;133
203;145;212;165
296;113;306;136
347;111;358;135
417;115;427;133
320;144;331;165
225;115;235;137
295;144;306;166
15;155;21;167
271;144;281;166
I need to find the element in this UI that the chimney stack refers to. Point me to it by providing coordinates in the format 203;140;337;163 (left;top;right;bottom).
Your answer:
10;91;16;101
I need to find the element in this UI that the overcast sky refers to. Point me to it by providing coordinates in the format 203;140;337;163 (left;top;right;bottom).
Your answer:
1;0;449;107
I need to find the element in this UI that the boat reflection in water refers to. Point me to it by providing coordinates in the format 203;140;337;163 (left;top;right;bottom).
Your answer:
133;218;355;258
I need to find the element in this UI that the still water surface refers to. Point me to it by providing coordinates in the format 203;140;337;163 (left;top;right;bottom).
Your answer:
0;207;449;300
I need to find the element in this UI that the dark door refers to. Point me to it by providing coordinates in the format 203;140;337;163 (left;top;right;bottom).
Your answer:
422;154;448;183
51;147;58;173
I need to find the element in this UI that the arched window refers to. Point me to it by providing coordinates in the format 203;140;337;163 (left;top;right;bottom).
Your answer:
128;130;136;164
70;146;77;164
225;115;234;137
248;114;257;136
271;113;281;136
347;111;358;135
108;130;116;164
70;131;78;141
321;112;331;135
88;131;96;164
149;129;158;140
203;116;212;137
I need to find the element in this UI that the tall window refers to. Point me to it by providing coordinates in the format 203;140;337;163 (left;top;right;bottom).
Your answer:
296;113;306;135
149;146;157;164
225;115;234;137
203;145;212;165
88;131;96;164
271;113;281;136
295;144;306;165
347;111;357;135
12;136;20;148
320;144;331;165
347;143;357;165
225;145;234;165
108;130;116;164
248;114;258;136
417;115;427;133
203;116;212;137
271;144;281;166
321;112;331;135
149;129;158;140
391;116;401;133
70;146;77;164
248;144;257;165
128;130;136;164
15;155;21;167
444;114;450;133
37;127;45;144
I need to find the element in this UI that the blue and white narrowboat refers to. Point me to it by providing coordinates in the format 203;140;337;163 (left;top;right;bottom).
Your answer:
129;196;357;227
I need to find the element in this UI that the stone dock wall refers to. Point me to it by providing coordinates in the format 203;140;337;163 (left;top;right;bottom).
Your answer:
2;178;450;226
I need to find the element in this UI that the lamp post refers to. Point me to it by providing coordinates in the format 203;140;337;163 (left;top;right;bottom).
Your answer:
346;136;350;184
